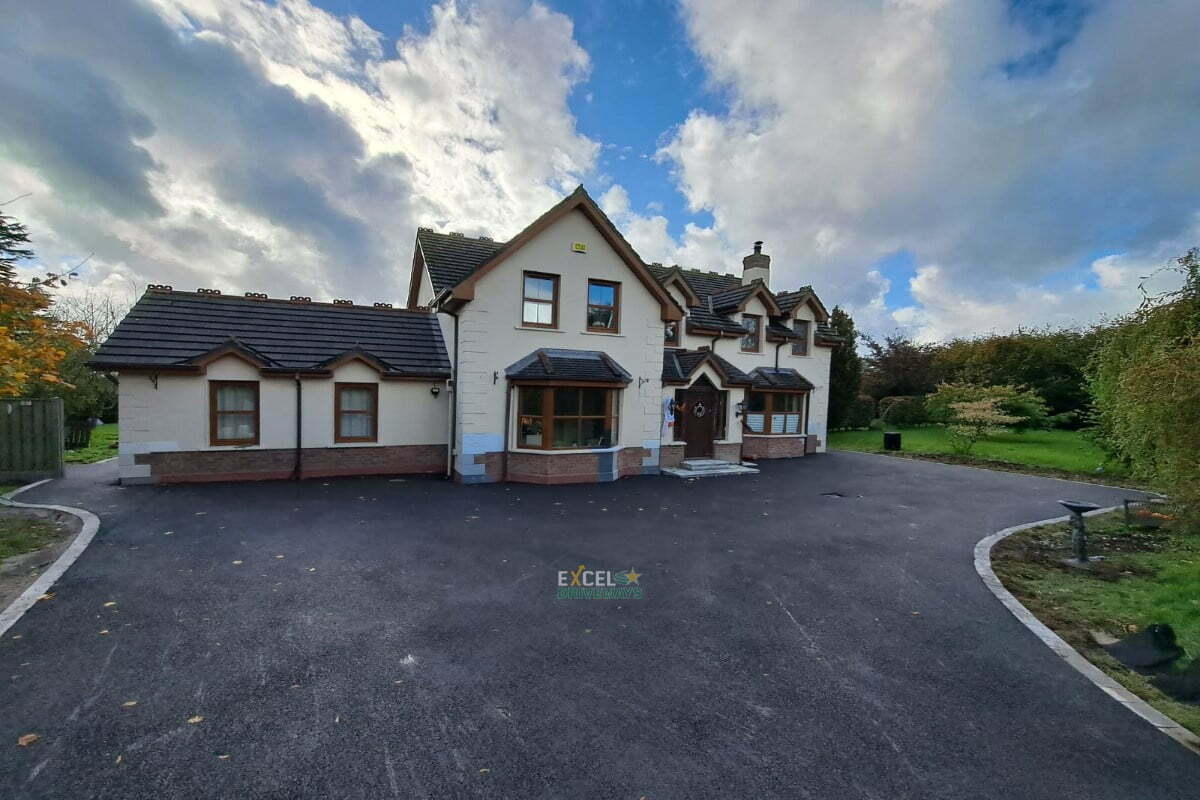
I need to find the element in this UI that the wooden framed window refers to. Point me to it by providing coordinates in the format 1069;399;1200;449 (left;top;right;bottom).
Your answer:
522;271;559;328
516;386;619;449
209;381;260;446
664;319;680;346
586;279;620;332
335;383;378;443
743;391;805;435
791;320;811;356
741;313;761;353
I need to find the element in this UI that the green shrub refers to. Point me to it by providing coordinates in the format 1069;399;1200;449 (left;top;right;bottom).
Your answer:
926;382;1048;431
842;395;875;429
878;395;928;426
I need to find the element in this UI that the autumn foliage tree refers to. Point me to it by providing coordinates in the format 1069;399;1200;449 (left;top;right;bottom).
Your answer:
0;211;89;396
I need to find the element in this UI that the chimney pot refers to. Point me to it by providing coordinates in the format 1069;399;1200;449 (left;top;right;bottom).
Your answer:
754;241;763;254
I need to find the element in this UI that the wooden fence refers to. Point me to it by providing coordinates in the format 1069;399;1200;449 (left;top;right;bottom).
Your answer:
0;397;64;482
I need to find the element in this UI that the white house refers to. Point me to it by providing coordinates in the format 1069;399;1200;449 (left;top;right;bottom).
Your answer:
90;186;842;485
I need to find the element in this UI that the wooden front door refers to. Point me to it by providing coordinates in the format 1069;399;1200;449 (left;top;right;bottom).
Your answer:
678;385;718;458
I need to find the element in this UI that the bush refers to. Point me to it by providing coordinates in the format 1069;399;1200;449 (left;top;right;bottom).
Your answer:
926;382;1048;432
842;395;875;429
878;395;928;426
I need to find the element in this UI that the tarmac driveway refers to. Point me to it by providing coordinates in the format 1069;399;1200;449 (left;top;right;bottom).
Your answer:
2;453;1197;799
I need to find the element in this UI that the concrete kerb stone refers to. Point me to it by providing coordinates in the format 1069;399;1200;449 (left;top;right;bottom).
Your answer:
974;507;1200;754
0;479;102;638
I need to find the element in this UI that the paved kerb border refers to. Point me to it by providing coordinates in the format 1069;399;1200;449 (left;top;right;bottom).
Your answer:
975;507;1200;754
0;479;101;637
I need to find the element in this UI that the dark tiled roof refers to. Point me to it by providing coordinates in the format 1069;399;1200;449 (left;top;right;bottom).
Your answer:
662;349;752;386
506;348;631;384
89;291;450;377
750;367;815;390
416;229;506;293
709;284;756;313
767;320;803;340
814;323;846;345
687;306;747;335
774;287;814;314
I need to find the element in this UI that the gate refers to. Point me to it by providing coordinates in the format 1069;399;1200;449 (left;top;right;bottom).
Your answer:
0;397;65;482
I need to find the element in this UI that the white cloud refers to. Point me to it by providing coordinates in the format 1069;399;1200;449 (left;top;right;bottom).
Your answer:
660;0;1200;337
1;0;597;304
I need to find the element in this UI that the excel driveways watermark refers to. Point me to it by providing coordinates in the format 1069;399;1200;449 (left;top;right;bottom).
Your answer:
556;565;643;599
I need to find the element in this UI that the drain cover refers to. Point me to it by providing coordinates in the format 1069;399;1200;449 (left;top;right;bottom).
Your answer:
821;491;845;498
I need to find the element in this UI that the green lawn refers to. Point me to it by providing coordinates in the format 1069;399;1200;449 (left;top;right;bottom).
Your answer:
0;513;68;559
828;426;1125;479
993;512;1200;735
64;422;118;464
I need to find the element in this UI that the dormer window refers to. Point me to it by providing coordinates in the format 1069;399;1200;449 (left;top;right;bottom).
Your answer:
522;272;559;328
791;320;810;356
740;313;761;353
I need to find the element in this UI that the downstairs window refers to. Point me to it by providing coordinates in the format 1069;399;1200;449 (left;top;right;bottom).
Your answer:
744;391;805;435
517;386;619;449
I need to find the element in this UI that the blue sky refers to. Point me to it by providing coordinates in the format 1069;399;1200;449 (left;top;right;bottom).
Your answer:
3;0;1197;341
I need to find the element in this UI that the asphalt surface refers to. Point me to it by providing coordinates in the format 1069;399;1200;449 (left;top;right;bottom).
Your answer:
1;453;1196;798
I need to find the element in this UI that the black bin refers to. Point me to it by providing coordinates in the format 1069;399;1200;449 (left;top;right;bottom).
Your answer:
883;431;901;451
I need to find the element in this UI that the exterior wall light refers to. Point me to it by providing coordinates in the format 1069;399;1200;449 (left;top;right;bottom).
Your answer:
430;385;441;398
735;401;747;418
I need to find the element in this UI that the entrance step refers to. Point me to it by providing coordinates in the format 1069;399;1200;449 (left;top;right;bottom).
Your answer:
663;459;759;479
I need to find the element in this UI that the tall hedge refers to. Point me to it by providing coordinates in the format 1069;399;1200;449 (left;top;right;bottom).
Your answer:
1089;250;1200;526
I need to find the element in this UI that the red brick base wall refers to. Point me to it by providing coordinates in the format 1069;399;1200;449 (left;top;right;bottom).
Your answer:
714;442;742;463
135;445;447;484
660;444;685;468
618;447;650;478
741;435;806;460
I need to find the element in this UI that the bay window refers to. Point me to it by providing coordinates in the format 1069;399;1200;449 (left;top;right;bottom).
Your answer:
516;386;619;449
743;391;805;435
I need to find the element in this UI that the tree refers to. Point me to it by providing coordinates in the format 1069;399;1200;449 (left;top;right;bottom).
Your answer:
860;334;942;399
926;382;1049;432
0;210;34;284
826;306;863;428
0;211;89;396
946;399;1023;454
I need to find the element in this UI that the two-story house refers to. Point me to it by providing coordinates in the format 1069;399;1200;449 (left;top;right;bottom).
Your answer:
90;186;841;485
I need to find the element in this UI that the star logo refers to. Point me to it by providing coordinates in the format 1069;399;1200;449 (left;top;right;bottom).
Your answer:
620;567;641;585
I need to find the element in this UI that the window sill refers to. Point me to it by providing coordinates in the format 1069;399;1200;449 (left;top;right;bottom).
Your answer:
510;445;621;455
743;433;807;438
581;330;624;338
515;325;564;333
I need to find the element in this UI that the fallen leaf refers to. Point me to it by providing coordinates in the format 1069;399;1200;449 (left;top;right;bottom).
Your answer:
17;733;39;746
275;555;284;559
99;629;110;635
479;768;491;774
307;567;316;573
187;715;203;724
122;700;138;707
39;593;55;602
194;512;206;516
103;602;117;608
162;531;173;536
217;754;230;760
232;560;243;565
115;755;123;764
10;634;21;639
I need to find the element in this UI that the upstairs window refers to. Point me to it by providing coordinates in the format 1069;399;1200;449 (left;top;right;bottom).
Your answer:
335;383;378;443
792;320;811;356
664;319;680;346
586;280;620;332
522;272;559;328
741;313;761;353
210;381;260;446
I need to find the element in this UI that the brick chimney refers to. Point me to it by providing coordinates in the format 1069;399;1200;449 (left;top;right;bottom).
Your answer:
742;241;770;287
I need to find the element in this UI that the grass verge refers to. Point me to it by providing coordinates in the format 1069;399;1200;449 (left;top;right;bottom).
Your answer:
992;510;1200;735
64;423;118;464
0;511;69;560
829;426;1132;483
